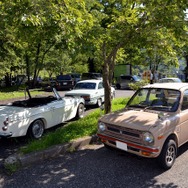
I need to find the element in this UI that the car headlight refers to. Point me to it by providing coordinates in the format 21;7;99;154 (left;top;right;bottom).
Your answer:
142;132;154;145
98;122;106;132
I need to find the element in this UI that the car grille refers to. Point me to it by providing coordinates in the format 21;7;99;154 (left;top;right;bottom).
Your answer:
104;123;143;145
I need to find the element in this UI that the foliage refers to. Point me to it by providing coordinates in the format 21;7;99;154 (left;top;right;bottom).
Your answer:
128;80;149;91
1;0;188;110
88;0;188;114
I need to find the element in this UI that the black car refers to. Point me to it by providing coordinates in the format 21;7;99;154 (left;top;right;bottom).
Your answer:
81;72;102;80
56;74;75;90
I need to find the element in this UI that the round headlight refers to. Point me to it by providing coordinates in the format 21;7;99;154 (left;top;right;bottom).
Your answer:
98;122;106;132
143;132;154;145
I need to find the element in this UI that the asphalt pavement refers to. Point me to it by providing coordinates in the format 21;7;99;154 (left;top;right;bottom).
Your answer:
2;142;188;187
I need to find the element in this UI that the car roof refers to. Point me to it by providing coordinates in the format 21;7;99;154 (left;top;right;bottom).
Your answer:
77;79;101;83
159;77;180;80
143;83;188;90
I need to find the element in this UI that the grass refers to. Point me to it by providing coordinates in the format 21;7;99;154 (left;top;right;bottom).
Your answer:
20;97;130;154
0;85;45;100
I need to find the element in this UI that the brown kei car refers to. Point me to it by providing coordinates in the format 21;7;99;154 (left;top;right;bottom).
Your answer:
97;82;188;170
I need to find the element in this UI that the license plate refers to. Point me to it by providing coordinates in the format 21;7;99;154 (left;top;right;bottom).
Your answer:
116;141;127;151
63;82;67;85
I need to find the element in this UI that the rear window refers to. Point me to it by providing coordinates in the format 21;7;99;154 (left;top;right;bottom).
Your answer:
58;75;72;80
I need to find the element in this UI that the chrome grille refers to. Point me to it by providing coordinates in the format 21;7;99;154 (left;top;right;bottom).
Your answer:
105;123;143;144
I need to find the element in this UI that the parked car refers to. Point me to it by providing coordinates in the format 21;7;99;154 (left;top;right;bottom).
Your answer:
65;80;115;107
0;88;85;139
55;74;76;90
158;77;182;83
115;75;141;89
97;82;188;169
70;73;81;83
81;72;102;80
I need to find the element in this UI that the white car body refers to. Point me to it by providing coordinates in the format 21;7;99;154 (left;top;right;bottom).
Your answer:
0;88;85;139
158;77;182;83
65;80;115;106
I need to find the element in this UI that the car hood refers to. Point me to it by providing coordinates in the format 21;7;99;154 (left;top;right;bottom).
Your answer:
65;89;98;96
100;109;161;131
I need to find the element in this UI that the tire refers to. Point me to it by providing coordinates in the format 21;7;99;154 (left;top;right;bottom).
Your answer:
28;119;44;139
157;139;177;170
111;91;115;100
116;84;121;89
97;98;102;107
76;103;85;119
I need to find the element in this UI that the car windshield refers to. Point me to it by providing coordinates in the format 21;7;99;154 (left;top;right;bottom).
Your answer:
133;75;141;81
74;82;96;89
127;88;181;112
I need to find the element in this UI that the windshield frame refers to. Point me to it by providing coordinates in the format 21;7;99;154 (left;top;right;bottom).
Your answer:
126;88;181;112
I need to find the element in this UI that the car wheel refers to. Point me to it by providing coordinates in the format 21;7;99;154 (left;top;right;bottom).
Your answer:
111;91;115;100
28;119;44;139
157;139;177;170
97;98;102;107
76;103;85;119
116;84;121;89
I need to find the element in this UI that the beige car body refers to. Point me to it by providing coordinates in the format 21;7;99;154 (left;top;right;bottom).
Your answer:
97;83;188;169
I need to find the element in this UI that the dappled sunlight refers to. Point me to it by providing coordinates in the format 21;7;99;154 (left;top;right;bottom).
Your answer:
102;109;159;129
0;146;182;187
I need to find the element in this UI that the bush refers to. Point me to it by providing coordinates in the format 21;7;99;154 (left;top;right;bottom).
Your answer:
128;80;149;91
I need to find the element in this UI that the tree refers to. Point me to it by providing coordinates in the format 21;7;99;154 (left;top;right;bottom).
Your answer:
88;0;188;113
0;0;95;87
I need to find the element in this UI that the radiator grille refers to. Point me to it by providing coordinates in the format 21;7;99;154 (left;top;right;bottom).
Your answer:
105;123;143;145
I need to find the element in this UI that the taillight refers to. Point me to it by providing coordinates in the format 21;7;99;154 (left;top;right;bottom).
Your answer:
2;117;9;131
82;96;90;100
3;117;9;126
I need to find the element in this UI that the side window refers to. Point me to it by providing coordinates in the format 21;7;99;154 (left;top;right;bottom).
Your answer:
182;90;188;111
98;82;103;89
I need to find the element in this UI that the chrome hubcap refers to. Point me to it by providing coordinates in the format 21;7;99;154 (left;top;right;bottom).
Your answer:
165;145;175;164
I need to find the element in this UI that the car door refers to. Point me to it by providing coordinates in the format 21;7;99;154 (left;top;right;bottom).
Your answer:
178;89;188;145
46;99;66;127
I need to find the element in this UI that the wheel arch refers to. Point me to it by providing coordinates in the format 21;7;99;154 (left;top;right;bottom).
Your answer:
27;117;47;134
161;133;178;153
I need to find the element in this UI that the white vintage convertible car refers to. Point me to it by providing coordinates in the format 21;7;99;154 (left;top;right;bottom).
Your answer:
0;88;85;139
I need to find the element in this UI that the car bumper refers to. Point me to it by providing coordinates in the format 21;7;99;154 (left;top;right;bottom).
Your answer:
97;133;160;158
0;132;12;138
85;98;98;105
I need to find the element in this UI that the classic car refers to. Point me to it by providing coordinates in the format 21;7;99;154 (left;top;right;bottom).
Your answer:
157;77;182;83
97;83;188;170
115;75;141;89
0;88;85;139
64;80;115;107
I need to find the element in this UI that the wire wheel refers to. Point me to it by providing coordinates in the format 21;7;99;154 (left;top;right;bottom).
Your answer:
76;103;85;119
28;119;44;139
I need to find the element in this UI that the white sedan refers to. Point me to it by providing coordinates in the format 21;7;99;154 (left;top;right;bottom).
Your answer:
0;88;85;139
65;80;115;107
158;77;182;83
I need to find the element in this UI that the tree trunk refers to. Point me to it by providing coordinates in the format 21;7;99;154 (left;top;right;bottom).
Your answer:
102;42;121;114
184;54;188;82
103;60;112;114
25;53;31;88
32;43;41;88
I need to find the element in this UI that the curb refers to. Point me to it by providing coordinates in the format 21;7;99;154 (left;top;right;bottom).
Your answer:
4;135;98;169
